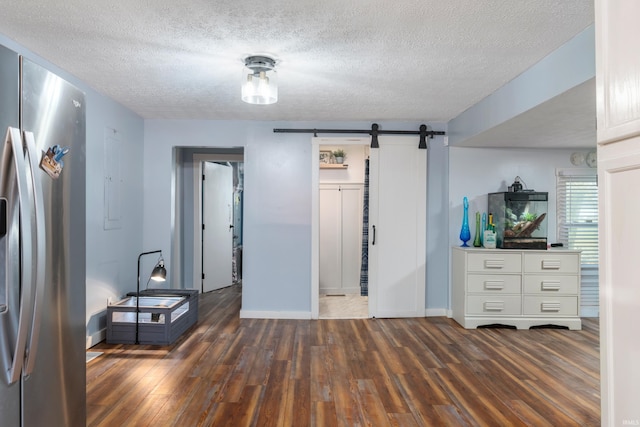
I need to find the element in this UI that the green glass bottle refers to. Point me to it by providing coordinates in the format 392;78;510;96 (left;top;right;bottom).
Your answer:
473;211;482;247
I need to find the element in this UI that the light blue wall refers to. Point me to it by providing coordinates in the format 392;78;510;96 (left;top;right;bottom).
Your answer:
447;147;594;307
83;91;144;347
426;134;449;312
143;121;449;315
448;25;595;146
0;33;145;347
448;147;591;245
3;20;595;335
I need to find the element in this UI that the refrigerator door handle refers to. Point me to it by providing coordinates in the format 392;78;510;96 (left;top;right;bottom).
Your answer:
0;127;36;385
22;131;46;377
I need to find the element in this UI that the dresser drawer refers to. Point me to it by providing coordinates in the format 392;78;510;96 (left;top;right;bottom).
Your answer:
523;296;578;316
523;275;579;295
467;252;521;273
468;274;521;294
523;253;579;274
467;295;521;315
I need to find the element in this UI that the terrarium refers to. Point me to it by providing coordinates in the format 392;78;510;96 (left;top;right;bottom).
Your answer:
488;191;548;249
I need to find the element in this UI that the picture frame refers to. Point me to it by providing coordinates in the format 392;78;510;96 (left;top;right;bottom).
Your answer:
319;150;332;164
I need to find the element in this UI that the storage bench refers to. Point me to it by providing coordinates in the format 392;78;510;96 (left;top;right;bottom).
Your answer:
106;288;199;345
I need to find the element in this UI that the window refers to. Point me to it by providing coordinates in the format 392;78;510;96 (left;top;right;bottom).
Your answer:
556;169;598;317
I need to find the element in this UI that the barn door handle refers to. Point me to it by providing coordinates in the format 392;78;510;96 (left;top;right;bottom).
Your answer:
372;225;376;245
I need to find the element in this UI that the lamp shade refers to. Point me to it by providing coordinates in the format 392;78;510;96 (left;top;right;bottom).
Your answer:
242;56;277;105
150;260;166;282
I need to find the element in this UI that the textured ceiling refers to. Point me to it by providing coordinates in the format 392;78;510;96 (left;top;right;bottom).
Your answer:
455;79;597;148
0;1;594;127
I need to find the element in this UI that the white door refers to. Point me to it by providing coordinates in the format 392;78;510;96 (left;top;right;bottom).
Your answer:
319;185;342;293
202;162;233;292
369;136;427;317
596;1;640;424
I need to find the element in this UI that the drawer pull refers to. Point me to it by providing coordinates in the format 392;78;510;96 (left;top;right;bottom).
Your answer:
541;259;561;270
484;281;505;291
541;302;561;312
484;301;505;311
484;259;505;269
541;281;561;291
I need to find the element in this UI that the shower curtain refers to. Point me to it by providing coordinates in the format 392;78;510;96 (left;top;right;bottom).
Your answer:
359;158;369;296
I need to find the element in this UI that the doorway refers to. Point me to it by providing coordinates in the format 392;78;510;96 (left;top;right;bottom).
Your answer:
317;141;370;319
196;156;244;293
172;148;244;293
201;161;243;292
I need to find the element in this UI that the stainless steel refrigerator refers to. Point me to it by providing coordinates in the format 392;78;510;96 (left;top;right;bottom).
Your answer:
0;43;86;426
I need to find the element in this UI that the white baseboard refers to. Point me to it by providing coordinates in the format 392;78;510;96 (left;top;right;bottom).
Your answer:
320;287;361;295
240;310;312;320
425;308;448;317
86;329;106;349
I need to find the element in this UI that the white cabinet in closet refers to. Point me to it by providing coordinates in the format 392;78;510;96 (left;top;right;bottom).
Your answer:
319;184;363;294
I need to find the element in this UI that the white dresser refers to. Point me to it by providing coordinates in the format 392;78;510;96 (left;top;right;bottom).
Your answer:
451;247;581;330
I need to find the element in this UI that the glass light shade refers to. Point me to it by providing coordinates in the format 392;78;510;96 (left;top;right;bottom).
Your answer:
242;58;278;105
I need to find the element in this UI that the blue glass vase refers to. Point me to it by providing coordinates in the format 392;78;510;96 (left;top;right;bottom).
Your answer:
459;197;471;247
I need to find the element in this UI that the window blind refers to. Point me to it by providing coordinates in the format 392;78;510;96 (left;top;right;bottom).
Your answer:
556;168;598;317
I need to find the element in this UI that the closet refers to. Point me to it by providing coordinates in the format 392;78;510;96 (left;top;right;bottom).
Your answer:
319;183;363;294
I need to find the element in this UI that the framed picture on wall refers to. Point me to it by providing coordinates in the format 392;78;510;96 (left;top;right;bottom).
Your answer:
319;150;332;164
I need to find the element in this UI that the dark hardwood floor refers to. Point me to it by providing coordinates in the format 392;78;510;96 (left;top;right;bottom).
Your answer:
87;284;600;426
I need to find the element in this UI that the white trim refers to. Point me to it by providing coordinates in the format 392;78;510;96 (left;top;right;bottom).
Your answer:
240;310;312;320
86;328;106;349
555;167;598;177
425;308;448;317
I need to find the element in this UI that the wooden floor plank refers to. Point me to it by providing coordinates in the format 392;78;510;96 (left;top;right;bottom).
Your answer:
504;399;555;427
433;404;474;427
364;350;411;414
312;401;338;427
388;413;421;427
310;345;332;402
87;284;600;426
290;322;310;380
282;378;311;427
356;378;393;427
255;360;291;426
326;344;364;426
393;371;450;426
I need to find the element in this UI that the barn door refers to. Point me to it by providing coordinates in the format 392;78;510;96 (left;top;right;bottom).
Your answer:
368;136;426;317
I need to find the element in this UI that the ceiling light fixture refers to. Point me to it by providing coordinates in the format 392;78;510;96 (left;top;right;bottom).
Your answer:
242;55;278;105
